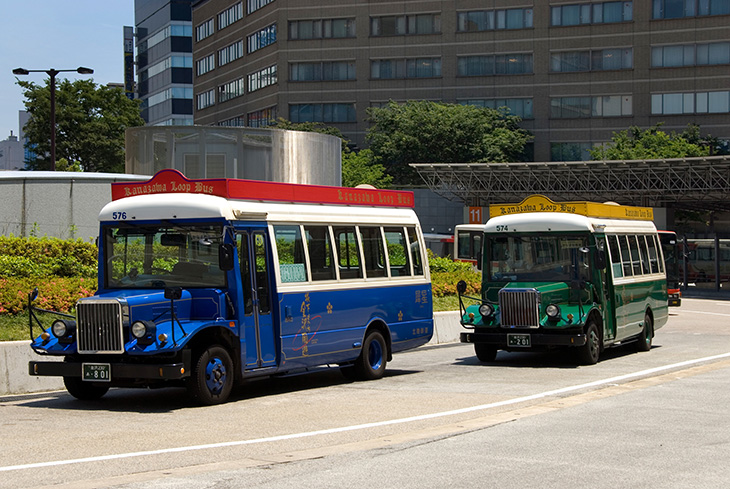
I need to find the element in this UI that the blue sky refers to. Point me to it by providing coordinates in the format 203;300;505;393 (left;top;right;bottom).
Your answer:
1;0;135;139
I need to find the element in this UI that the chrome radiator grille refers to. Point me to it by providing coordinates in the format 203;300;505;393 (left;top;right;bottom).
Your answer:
77;299;124;354
499;289;540;328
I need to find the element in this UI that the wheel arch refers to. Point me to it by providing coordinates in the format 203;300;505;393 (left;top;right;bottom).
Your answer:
186;325;241;380
365;317;393;361
585;308;605;350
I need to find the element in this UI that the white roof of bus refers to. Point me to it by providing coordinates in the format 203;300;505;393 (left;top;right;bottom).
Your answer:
485;212;657;234
99;193;420;225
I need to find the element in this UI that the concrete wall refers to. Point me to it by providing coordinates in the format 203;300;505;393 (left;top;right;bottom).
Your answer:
0;311;462;396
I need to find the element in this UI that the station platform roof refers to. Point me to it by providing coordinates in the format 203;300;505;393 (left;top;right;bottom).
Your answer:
411;155;730;211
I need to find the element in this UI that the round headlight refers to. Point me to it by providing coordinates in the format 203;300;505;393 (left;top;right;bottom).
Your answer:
479;304;494;318
51;320;67;338
131;321;148;339
546;304;561;319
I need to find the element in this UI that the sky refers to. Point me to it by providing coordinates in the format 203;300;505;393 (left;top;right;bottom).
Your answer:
0;0;135;139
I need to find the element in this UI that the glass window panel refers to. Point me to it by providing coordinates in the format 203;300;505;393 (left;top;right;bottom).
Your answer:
622;95;633;115
696;92;709;113
407;227;424;275
664;45;685;67
305;225;335;281
709;42;730;64
665;0;686;18
624;1;634;20
551;6;561;25
384;227;411;276
651;93;663;114
629;236;642;275
652;46;663;67
708;91;730;113
638;236;651;274
605;95;623;116
506;9;523;29
563;5;581;25
581;4;592;22
647;235;660;274
683;93;695;113
496;10;506;29
608;235;623;278
619;235;633;276
274;225;308;283
663;93;683;114
604;1;623;21
334;226;362;279
360;227;386;278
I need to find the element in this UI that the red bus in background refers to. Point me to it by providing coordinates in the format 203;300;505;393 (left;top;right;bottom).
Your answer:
454;224;486;270
658;230;681;306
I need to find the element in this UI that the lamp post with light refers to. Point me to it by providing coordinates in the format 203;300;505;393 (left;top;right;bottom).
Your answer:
12;66;94;171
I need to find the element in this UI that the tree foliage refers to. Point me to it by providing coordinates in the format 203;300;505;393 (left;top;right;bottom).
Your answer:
589;124;720;160
366;101;533;184
17;78;144;172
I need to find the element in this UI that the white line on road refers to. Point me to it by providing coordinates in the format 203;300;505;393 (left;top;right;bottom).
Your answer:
680;309;730;317
3;351;730;473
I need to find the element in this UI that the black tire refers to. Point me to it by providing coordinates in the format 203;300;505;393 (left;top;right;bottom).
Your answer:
577;320;601;365
636;313;653;352
187;345;234;405
353;330;388;380
474;343;498;362
63;377;109;400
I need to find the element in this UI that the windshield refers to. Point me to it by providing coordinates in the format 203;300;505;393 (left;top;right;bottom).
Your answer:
487;235;590;282
104;224;226;289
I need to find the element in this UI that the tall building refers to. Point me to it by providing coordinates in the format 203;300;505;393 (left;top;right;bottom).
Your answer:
135;0;195;126
191;0;730;162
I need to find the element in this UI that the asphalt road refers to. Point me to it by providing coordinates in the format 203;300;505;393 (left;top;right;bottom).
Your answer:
1;298;729;488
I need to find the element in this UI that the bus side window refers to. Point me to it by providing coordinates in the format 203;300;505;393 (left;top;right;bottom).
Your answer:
646;234;660;273
305;225;336;281
334;226;363;279
274;225;308;283
237;233;253;316
607;235;623;278
628;236;642;276
619;235;633;277
360;226;387;278
407;227;424;276
384;227;411;277
652;235;665;274
638;235;651;275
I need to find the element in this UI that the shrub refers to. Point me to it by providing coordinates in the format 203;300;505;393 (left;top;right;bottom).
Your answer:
0;236;97;279
0;277;96;315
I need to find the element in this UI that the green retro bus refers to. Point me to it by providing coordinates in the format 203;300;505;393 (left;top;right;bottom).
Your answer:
458;195;668;365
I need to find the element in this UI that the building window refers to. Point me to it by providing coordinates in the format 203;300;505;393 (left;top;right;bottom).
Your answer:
218;116;245;127
551;142;595;161
652;0;730;18
196;18;214;41
459;98;534;119
197;89;215;110
247;106;278;127
289;103;356;123
652;91;730;114
247;24;277;53
457;8;533;31
219;40;243;66
218;78;245;103
371;58;441;79
370;14;441;36
197;54;215;76
248;65;278;92
141;55;192;81
551;2;633;25
457;54;533;76
290;61;356;81
218;2;243;30
148;87;193;108
550;48;633;72
551;95;632;118
247;0;274;15
652;42;730;67
139;24;192;54
289;18;356;39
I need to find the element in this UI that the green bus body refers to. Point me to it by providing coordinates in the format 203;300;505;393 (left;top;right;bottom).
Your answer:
459;205;668;365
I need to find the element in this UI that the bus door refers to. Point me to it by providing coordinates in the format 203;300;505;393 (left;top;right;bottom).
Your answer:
236;228;277;370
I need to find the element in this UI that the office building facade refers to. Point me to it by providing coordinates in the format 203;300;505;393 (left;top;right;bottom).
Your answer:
191;0;730;162
135;0;195;126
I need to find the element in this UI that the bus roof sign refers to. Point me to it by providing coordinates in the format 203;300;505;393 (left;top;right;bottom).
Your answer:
489;194;653;221
111;169;414;208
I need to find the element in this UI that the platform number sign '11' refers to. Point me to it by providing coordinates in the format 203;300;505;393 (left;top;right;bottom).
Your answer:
469;207;483;224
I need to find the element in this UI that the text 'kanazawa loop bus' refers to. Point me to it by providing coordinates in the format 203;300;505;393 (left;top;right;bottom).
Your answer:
28;169;433;404
458;195;668;365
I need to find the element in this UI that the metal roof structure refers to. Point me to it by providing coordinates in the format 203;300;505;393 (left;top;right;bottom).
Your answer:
411;155;730;211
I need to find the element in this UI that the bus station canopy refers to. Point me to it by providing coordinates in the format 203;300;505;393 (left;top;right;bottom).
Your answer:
411;155;730;211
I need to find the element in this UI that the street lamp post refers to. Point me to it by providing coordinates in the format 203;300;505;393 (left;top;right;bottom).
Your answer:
12;66;94;171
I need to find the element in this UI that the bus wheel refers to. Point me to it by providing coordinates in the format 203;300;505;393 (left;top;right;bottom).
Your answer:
354;330;388;380
637;313;653;352
63;377;109;400
474;344;498;362
577;321;601;365
188;345;234;405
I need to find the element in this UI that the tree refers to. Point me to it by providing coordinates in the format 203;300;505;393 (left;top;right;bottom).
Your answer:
366;101;533;184
17;78;144;172
271;118;392;188
589;124;719;160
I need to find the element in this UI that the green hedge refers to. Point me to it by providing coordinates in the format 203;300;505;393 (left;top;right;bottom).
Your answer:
0;236;97;278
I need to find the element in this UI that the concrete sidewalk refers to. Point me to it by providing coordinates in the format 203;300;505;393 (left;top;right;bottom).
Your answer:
0;311;463;396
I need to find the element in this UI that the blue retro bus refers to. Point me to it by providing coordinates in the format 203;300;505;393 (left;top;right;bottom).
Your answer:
28;170;433;405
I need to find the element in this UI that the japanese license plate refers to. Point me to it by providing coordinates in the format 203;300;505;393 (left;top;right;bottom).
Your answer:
82;363;111;382
507;334;531;347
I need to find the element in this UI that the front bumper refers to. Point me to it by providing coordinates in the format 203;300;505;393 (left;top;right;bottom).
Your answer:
460;330;587;348
668;293;681;307
29;359;190;381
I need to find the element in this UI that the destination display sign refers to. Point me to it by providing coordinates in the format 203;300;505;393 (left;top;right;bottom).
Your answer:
489;194;653;221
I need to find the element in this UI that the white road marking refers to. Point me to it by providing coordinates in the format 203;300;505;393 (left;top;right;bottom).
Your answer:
3;351;730;473
680;309;730;317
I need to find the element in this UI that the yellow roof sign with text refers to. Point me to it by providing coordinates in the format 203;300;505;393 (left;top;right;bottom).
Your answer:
489;195;653;221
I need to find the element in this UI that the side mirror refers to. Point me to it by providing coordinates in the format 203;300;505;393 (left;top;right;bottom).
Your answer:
219;243;235;271
29;287;39;303
476;250;483;270
456;280;467;295
165;287;183;300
